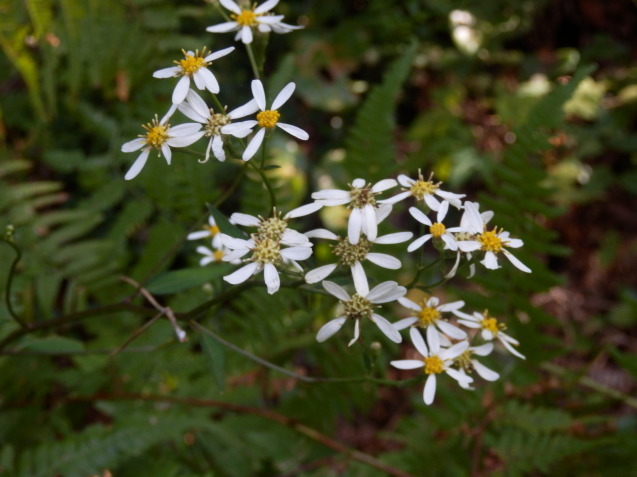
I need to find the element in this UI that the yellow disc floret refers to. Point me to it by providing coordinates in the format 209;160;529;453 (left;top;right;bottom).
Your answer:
251;237;281;264
233;9;259;27
142;116;169;150
205;224;220;236
479;229;506;253
213;250;224;261
418;306;441;326
176;49;208;76
430;222;446;238
424;356;444;375
480;311;505;336
409;170;441;200
344;294;373;320
257;110;280;128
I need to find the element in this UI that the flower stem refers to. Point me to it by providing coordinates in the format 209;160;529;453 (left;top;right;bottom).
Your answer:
247;160;276;211
245;42;261;79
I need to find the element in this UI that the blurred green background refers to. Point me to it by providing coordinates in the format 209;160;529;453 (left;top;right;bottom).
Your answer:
1;0;636;475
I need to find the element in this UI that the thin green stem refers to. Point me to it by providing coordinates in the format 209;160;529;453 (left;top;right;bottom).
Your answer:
212;161;247;207
245;42;261;79
1;235;28;329
210;93;225;113
247;160;276;211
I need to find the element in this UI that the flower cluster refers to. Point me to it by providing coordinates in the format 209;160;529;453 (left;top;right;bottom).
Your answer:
123;1;532;406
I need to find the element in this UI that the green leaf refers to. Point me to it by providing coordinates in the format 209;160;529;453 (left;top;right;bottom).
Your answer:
205;203;245;239
17;336;84;354
201;333;225;393
146;266;233;295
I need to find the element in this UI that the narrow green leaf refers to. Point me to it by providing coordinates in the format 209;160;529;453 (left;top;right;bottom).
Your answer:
145;265;233;295
17;336;84;354
201;333;225;392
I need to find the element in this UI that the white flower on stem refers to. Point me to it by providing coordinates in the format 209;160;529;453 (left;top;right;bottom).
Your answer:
153;47;235;104
196;245;240;266
407;201;466;252
316;278;406;346
206;0;302;44
380;170;465;211
187;214;224;249
178;89;258;162
391;327;473;405
304;229;413;293
457;310;526;359
393;295;467;341
121;107;204;181
226;80;309;161
456;201;531;273
220;234;312;295
311;178;397;244
452;342;500;389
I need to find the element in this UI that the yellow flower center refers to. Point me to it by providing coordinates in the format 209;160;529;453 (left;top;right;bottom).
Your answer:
332;237;371;266
454;350;473;371
418;306;441;326
251;237;281;264
349;184;377;209
205;224;220;236
205;111;231;136
233;9;260;27
424;355;444;375
176;49;208;76
430;222;446;237
344;294;373;320
480;316;504;336
213;250;224;261
257;110;280;128
142;117;169;150
258;216;288;241
410;179;439;200
479;229;506;253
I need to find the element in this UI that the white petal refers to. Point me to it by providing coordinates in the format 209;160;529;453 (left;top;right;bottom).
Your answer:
206;21;239;33
397;174;415;187
304;228;337;240
410;327;429;357
378;191;411;205
440;233;459;251
347;319;361;346
371;313;401;343
461;201;484;234
436;200;450;223
374;232;413;244
424;194;440;211
472;360;500;381
187;230;211;240
352;269;369;297
391;359;424;370
281;229;311;246
352;178;366;188
169;122;203;136
251;79;266;111
254;0;279;14
446;367;474;386
371;178;397;193
322;280;350;301
240;25;253;44
457;240;481;252
348;207;362;245
398;297;421;312
178;101;207;124
121;138;146;153
228;99;260;119
276;122;309;140
409;207;432;226
222;120;257;134
223;262;259;284
281;246;313;261
424;374;437;405
367;281;403;303
506;238;524;248
242;127;266;160
271;82;295;110
407;234;432;252
172;76;191;104
471;343;494;356
441;340;469;361
304;264;337;284
230;212;260;227
124;149;150;180
264;263;280;294
205;45;235;62
198;68;220;94
284;202;322;219
362;204;377;241
316;317;347;342
351;262;368;296
219;0;241;14
481;251;500;270
426;326;440;354
503;251;531;273
161;143;172;164
166;131;204;148
366;253;401;269
436;320;467;340
393;317;418;330
212;135;225;161
153;66;180;78
438;300;464;313
499;336;526;359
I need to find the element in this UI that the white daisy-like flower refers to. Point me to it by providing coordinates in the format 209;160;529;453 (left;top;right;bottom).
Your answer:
187;214;224;249
121;107;204;181
304;229;412;292
407;201;466;252
178;89;258;162
316;278;406;346
220;234;313;295
380;170;465;211
391;327;472;405
206;0;302;44
311;178;397;245
225;80;309;161
153;47;235;104
196;245;240;266
452;342;500;389
393;295;467;340
457;310;526;359
455;201;531;273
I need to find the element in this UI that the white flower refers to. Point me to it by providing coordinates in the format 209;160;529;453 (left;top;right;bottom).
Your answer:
121;107;204;181
226;80;309;161
178;89;258;162
304;229;412;292
316;278;405;346
393;295;467;341
380;170;465;211
407;201;466;252
153;47;235;104
456;201;531;273
391;327;472;405
452;342;500;389
311;178;397;244
206;0;302;44
196;245;240;266
220;234;313;294
187;214;224;249
457;310;526;359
